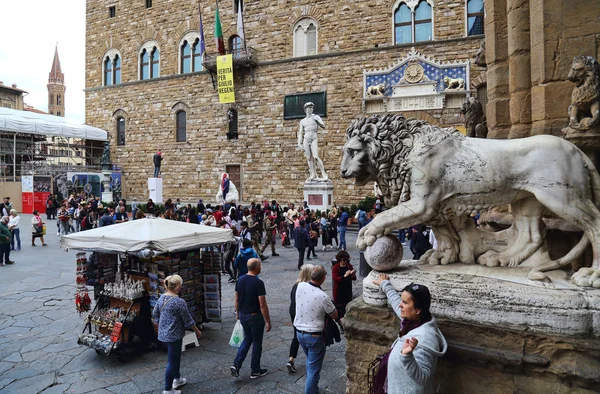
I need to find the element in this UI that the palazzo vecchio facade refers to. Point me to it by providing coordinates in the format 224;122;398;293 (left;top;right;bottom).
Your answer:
85;0;486;204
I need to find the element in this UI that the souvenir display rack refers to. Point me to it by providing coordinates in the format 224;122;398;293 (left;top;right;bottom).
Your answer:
77;249;224;357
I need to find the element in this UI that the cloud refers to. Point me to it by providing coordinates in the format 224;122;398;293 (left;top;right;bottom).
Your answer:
0;1;86;123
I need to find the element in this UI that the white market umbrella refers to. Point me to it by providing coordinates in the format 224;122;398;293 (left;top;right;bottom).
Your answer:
61;217;235;254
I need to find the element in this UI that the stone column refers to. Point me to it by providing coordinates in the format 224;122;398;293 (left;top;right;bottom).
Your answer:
506;0;532;139
484;0;510;139
529;0;600;136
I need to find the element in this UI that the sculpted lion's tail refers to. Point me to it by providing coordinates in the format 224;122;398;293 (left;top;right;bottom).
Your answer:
531;148;600;276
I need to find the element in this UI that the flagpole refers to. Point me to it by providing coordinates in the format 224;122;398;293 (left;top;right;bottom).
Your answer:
239;0;247;51
198;1;205;58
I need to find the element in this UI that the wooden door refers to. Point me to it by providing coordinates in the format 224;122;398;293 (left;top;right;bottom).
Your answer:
225;165;241;202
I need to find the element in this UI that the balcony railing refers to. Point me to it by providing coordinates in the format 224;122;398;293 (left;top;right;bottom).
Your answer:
202;46;258;74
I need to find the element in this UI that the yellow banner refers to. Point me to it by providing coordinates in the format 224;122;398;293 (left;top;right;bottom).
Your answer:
217;55;235;103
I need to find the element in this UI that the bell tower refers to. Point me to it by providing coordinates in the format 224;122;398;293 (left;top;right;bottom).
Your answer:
48;45;66;117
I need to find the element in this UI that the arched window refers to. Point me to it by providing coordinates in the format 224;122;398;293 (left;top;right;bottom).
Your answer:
117;117;125;146
176;111;186;142
57;111;62;117
104;56;113;86
180;34;203;74
192;39;203;72
140;42;159;80
140;49;150;80
57;94;62;105
467;0;484;36
151;47;160;78
181;41;191;73
102;50;122;86
394;3;412;44
393;1;434;44
293;18;318;57
229;35;243;58
414;1;432;42
114;55;121;84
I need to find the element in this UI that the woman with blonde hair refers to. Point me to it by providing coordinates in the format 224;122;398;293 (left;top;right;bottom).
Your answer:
152;275;202;394
8;209;21;251
286;263;314;373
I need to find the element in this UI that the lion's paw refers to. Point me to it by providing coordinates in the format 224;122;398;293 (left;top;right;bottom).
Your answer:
571;267;600;288
477;251;501;267
527;270;549;282
419;249;458;266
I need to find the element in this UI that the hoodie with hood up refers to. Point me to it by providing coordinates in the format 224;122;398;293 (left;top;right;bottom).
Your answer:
380;280;447;394
234;247;259;277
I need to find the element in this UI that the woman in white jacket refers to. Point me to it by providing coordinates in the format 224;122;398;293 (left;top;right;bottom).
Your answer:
372;273;447;394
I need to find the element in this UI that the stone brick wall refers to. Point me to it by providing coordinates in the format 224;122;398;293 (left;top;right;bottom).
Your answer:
85;0;484;204
486;0;600;138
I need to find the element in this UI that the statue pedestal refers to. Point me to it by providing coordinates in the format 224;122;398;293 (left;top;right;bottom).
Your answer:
101;170;112;203
563;126;600;166
303;179;334;212
148;177;163;204
344;262;600;393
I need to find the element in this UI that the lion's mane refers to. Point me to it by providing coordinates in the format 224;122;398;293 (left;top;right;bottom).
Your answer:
345;114;464;206
571;56;600;107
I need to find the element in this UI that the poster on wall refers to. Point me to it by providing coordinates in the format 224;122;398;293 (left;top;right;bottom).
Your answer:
33;176;51;214
21;176;34;214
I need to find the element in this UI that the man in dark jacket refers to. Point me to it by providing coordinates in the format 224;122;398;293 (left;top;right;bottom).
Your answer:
0;216;14;265
153;151;163;178
294;219;309;270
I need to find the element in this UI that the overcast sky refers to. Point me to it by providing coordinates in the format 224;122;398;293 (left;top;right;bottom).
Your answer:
0;1;86;123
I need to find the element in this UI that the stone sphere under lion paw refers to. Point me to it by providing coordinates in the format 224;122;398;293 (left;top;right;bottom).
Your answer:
364;235;403;271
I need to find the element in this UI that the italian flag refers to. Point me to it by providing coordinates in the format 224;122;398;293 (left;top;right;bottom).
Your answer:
215;1;225;55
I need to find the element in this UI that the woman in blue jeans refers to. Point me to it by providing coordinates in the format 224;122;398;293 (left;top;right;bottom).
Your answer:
152;275;202;394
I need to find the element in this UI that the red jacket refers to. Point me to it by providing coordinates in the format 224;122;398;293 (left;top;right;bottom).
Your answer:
331;262;357;304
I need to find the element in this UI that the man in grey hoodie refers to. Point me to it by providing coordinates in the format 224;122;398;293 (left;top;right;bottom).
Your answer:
373;273;447;394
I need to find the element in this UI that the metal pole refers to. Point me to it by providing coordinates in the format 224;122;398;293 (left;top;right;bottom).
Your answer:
13;133;16;182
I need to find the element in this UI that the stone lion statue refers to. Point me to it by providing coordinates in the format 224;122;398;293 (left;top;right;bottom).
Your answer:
366;83;387;97
340;114;600;287
474;39;486;68
567;55;600;131
443;76;465;90
461;97;488;138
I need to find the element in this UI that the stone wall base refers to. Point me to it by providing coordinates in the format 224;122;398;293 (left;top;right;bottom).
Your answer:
344;297;600;394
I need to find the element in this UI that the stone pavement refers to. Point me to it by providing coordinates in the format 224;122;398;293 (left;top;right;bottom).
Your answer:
0;217;411;393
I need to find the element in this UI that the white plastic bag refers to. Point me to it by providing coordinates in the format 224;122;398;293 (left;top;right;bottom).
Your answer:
229;320;244;348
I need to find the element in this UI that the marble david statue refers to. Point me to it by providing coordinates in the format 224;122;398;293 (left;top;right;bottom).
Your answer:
297;102;328;181
340;113;600;288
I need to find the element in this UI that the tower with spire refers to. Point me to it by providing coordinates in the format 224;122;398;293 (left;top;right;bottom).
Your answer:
47;45;66;117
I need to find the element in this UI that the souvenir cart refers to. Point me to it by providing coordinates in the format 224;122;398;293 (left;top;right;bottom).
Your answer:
64;217;236;357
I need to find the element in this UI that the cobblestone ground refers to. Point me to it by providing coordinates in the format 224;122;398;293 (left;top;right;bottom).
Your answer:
0;216;409;394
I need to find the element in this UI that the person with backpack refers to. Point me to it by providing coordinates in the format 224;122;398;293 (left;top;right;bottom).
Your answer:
235;239;259;278
305;217;319;260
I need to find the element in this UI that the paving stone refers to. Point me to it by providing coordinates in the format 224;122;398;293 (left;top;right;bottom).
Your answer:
44;340;81;353
1;366;39;380
107;381;142;394
2;352;22;363
30;354;73;374
20;340;47;353
40;382;71;394
1;371;55;394
0;378;15;390
66;377;111;394
0;361;16;375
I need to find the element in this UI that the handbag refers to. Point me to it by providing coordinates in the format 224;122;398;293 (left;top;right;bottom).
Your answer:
368;350;392;394
310;230;319;239
229;320;244;348
42;225;46;235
